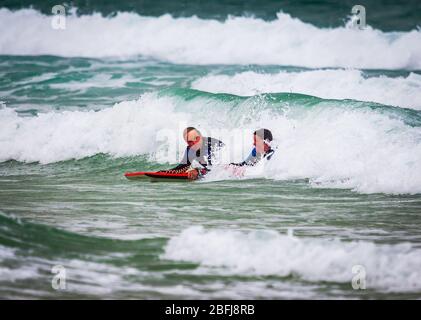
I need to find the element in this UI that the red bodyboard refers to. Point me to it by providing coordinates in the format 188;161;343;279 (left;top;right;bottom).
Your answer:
124;171;189;180
145;172;189;180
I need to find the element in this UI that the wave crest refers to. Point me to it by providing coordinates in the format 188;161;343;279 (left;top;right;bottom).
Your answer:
1;89;421;194
1;9;421;69
164;226;421;292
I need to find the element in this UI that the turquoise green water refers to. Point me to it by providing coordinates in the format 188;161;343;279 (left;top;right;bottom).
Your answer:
1;1;421;299
1;156;421;299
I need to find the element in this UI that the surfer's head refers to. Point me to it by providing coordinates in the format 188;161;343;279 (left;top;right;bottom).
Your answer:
183;127;202;149
253;129;273;153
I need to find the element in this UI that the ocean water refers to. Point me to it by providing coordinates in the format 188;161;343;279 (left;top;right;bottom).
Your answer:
1;1;421;299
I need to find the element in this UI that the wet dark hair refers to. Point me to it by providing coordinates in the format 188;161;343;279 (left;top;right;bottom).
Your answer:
185;127;202;136
254;128;273;142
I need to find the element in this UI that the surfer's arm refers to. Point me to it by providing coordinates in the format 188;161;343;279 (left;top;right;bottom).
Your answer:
215;138;225;148
164;148;191;172
230;149;257;167
229;161;247;167
164;163;190;173
186;166;208;180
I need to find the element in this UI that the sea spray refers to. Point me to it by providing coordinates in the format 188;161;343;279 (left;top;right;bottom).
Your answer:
1;9;421;69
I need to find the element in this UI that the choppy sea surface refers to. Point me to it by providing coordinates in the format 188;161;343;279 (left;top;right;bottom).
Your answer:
1;0;421;299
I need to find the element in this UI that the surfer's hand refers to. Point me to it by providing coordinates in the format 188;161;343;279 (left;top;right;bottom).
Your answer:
187;169;199;180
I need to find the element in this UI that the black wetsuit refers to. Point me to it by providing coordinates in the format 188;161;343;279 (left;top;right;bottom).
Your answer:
231;147;275;167
166;137;224;173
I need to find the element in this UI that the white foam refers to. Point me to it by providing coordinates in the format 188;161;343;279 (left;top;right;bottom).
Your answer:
49;73;134;92
192;70;421;110
0;93;192;164
0;252;152;297
262;105;421;194
1;90;421;194
1;8;421;69
163;226;421;292
0;245;16;262
198;98;421;194
0;246;42;281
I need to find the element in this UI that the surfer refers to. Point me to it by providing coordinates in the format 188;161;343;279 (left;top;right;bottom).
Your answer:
230;129;275;167
165;127;224;180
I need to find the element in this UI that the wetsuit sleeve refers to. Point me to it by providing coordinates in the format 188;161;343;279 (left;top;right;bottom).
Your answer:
164;148;191;172
164;163;190;173
230;148;275;166
229;160;247;167
230;149;257;167
215;138;224;148
265;148;275;160
204;137;225;166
